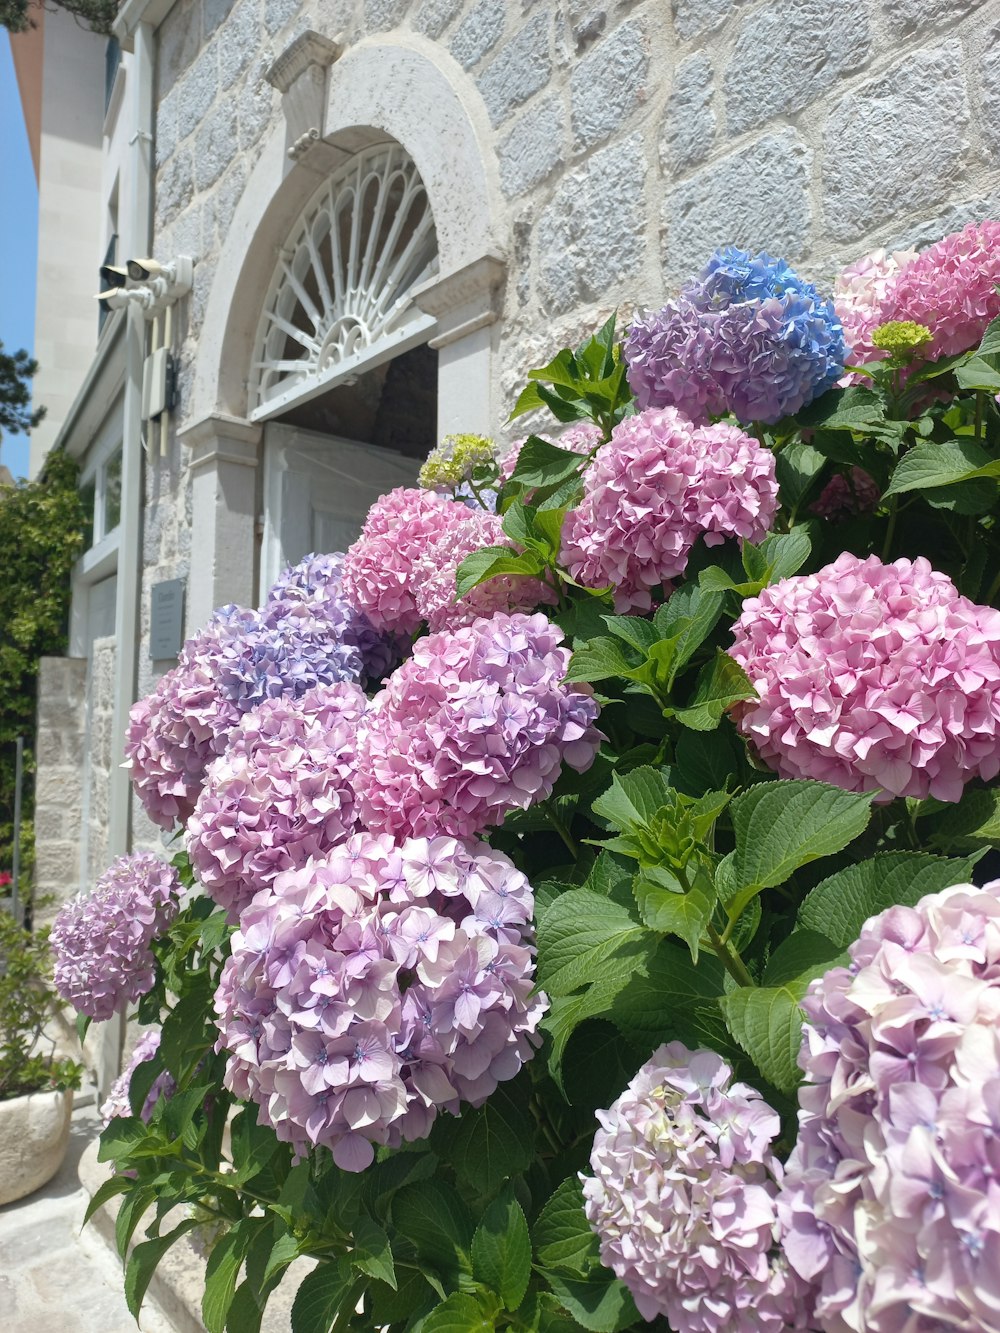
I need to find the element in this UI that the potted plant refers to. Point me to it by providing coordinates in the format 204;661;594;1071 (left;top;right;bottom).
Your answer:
0;909;81;1205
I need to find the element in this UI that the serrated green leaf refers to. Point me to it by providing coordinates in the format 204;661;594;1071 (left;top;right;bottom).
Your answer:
796;384;888;433
392;1181;474;1280
545;1272;639;1333
289;1258;355;1333
421;1291;497;1332
776;441;827;512
674;651;755;731
509;382;548;420
719;984;806;1093
456;546;544;597
565;637;637;683
472;1192;531;1311
541;974;637;1092
261;1231;303;1288
653;583;726;684
591;766;673;832
798;851;983;947
534;1178;599;1278
928;787;1000;850
883;438;997;497
435;1082;535;1196
674;723;749;797
83;1173;131;1227
752;527;815;582
536;889;648;997
761;929;846;987
115;1185;158;1259
124;1219;201;1319
204;1220;265;1333
508;436;587;489
600;615;661;654
633;869;716;961
729;780;873;909
352;1216;396;1290
609;940;732;1055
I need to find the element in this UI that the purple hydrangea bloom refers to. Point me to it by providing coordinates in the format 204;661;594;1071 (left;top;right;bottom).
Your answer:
355;612;602;841
213;834;546;1171
625;247;846;425
779;879;1000;1333
186;682;367;923
100;1028;176;1124
582;1042;814;1331
51;854;182;1021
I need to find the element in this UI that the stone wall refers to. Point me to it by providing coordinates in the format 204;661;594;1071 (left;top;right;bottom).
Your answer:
34;656;88;921
83;637;116;888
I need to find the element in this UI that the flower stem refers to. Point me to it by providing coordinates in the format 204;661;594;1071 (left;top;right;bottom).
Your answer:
706;922;754;987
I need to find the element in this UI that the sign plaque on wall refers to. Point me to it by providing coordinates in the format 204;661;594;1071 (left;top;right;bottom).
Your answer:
150;579;186;660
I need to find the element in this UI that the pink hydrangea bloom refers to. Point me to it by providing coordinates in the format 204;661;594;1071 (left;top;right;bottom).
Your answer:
341;487;546;636
729;553;1000;801
833;248;918;368
498;422;604;483
100;1028;175;1124
213;834;546;1171
582;1042;814;1332
355;612;601;841
186;683;367;923
51;854;182;1021
809;467;880;521
561;407;779;613
779;879;1000;1333
884;219;1000;360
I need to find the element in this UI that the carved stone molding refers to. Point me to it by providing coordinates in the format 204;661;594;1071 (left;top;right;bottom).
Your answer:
265;31;342;159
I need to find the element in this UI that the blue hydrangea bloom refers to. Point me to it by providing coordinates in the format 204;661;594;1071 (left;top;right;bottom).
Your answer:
625;247;846;426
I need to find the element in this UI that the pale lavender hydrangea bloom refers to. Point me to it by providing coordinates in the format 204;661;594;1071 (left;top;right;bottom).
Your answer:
624;247;846;425
213;834;546;1171
561;407;779;612
582;1042;814;1331
51;854;182;1021
186;682;367;923
100;1028;175;1123
729;552;1000;802
779;879;1000;1333
355;612;601;841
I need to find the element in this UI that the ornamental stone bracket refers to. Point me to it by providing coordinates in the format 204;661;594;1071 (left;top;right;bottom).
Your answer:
412;252;508;437
265;31;342;163
178;413;262;633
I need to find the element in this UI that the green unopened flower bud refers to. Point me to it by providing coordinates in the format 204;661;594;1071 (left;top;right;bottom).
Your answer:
418;433;497;490
871;320;933;358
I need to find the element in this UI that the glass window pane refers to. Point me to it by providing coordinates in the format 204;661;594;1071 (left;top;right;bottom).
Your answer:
103;448;122;535
79;479;96;550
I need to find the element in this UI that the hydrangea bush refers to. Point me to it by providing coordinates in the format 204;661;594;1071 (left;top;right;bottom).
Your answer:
58;224;1000;1333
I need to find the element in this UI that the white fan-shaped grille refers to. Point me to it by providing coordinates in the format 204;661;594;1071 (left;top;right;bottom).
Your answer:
250;143;439;417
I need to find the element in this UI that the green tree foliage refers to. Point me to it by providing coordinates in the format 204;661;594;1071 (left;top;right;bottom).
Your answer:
0;342;45;436
0;451;88;900
0;0;116;35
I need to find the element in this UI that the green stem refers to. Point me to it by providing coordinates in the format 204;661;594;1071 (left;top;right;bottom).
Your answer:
546;805;578;861
975;390;985;444
706;922;755;988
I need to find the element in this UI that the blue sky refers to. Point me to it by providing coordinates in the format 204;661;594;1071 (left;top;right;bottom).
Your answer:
1;34;38;481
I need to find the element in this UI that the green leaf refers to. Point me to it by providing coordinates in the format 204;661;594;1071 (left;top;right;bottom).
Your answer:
352;1216;396;1290
542;974;638;1092
83;1173;131;1227
536;889;647;997
955;318;1000;391
392;1180;474;1281
261;1231;304;1288
652;583;726;684
98;1115;151;1165
609;940;731;1056
883;438;998;497
776;441;827;512
229;1108;284;1186
752;527;815;582
796;384;888;433
798;851;983;947
534;1178;600;1279
928;787;1000;850
674;651;755;732
762;928;846;987
591;766;673;832
203;1221;263;1333
421;1292;497;1332
289;1258;355;1333
674;723;749;797
729;780;874;909
718;984;806;1094
456;547;544;597
437;1083;535;1196
124;1219;201;1319
510;382;548;420
545;1273;639;1333
508;436;587;489
472;1192;532;1311
76;1011;92;1044
115;1186;158;1260
633;868;716;961
565;637;636;683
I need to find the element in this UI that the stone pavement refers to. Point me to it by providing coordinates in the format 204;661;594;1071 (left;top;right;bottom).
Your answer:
0;1101;176;1333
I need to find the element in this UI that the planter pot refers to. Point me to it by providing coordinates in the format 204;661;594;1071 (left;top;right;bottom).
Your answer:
0;1087;73;1206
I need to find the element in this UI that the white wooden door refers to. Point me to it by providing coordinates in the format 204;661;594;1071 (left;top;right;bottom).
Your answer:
260;422;421;595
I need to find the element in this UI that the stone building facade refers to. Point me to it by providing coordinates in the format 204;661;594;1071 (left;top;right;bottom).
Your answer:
30;0;1000;872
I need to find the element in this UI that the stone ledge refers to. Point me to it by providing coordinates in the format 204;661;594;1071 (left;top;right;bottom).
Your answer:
79;1139;316;1332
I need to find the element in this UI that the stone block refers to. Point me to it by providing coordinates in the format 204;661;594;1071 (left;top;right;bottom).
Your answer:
33;807;65;843
882;0;988;34
982;29;1000;162
157;0;202;97
204;0;236;39
414;0;464;38
206;158;248;247
155;91;178;168
219;0;265;92
450;0;506;68
194;99;237;192
236;63;277;153
173;53;219;146
34;841;80;898
571;18;648;149
477;13;552;128
498;95;566;197
264;0;304;35
672;0;732;41
537;133;647;315
365;0;408;27
662;51;714;173
822;41;970;242
663;129;811;284
724;0;870;136
157;147;194;227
